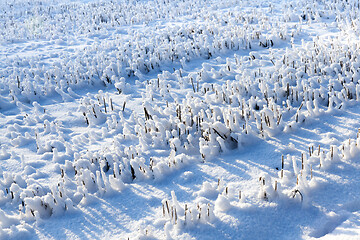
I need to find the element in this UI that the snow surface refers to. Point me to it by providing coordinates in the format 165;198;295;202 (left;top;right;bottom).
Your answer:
1;0;360;239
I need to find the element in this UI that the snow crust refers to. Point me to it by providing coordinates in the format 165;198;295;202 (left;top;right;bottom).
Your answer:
1;0;360;239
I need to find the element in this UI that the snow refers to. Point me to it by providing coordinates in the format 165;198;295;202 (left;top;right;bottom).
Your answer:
1;0;360;239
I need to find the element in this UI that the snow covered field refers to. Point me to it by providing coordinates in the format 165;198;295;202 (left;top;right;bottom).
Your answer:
1;0;360;239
